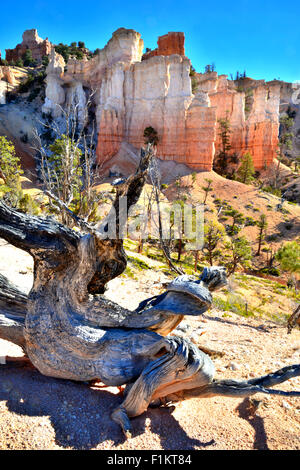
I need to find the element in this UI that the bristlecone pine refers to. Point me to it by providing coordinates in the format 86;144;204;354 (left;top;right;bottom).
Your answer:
0;146;299;437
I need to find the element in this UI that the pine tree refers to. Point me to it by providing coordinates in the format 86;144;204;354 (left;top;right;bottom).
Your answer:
22;49;34;67
224;236;252;275
0;136;38;213
0;136;23;204
256;214;268;256
276;241;300;276
236;152;255;184
203;220;225;266
224;208;244;235
45;135;83;224
202;178;213;204
143;127;159;146
214;114;232;175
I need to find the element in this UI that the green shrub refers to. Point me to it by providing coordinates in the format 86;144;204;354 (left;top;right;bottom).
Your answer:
19;74;34;93
263;186;282;197
214;294;253;317
260;267;280;276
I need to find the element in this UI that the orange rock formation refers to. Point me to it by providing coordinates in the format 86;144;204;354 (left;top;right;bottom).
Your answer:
6;29;53;63
196;74;280;169
42;28;280;173
142;32;185;60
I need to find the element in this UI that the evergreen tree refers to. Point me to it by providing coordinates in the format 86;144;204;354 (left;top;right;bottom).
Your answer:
0;136;23;194
273;114;295;188
42;55;49;67
46;135;83;221
22;49;34;67
203;220;225;266
276;241;300;276
0;136;38;213
202;178;213;204
256;214;268;256
224;208;244;235
279;114;294;158
143;127;159;146
214;114;232;175
224;236;252;275
55;43;70;63
236;152;255;184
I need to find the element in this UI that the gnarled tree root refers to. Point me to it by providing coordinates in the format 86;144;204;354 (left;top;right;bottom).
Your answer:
111;338;300;437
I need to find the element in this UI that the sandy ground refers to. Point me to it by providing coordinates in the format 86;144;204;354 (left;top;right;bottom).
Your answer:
0;239;299;450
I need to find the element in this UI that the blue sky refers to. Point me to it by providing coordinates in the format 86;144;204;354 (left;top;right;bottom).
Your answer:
0;0;299;83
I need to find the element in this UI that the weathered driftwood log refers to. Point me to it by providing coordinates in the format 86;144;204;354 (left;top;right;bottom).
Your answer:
0;147;299;438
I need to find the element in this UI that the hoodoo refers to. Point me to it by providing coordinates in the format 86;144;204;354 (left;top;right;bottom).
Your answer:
41;28;281;174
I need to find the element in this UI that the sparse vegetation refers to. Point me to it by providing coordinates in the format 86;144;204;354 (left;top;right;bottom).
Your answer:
189;65;198;94
202;178;213;204
204;63;216;73
0;136;38;213
236;152;255;184
224;236;252;275
276;241;300;284
213;113;232;176
22;49;36;67
203;220;225;266
143;126;159;146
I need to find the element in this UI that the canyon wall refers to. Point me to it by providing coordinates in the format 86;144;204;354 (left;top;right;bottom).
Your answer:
6;29;53;63
195;73;281;169
42;28;282;174
43;28;215;171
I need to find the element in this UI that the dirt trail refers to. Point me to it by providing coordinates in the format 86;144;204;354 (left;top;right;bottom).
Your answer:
0;241;299;450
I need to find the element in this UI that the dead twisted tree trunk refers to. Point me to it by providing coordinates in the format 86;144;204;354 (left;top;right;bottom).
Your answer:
0;146;299;438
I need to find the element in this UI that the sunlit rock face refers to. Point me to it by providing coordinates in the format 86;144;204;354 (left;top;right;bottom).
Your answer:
195;73;281;170
42;28;282;173
142;32;185;60
42;49;66;118
200;74;281;170
96;54;216;170
5;29;53;63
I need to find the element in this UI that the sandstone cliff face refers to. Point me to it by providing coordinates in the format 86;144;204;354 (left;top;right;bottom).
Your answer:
96;54;215;170
196;74;281;169
42;28;283;174
6;29;53;63
43;29;216;171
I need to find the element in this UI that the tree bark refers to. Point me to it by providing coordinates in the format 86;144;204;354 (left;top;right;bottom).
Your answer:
0;146;299;437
